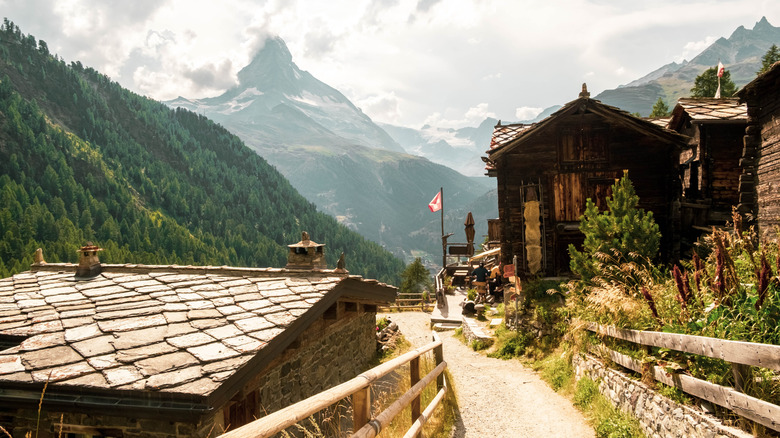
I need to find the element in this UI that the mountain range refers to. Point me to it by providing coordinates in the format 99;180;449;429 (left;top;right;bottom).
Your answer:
593;16;780;114
0;21;404;283
166;38;496;265
383;17;778;176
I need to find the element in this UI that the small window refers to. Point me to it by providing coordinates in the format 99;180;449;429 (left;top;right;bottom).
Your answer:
294;247;308;255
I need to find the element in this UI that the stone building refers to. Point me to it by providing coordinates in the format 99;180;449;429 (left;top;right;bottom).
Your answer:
0;233;396;437
736;61;780;241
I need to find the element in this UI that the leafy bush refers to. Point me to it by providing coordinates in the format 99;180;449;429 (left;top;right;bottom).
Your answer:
488;327;532;359
470;339;491;351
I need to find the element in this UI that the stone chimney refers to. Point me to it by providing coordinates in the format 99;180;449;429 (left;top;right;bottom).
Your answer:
579;83;590;98
76;242;102;278
286;231;326;270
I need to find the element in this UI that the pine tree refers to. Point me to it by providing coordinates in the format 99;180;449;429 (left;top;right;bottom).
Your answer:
758;44;780;75
568;171;660;282
690;67;737;98
649;97;670;118
400;258;432;295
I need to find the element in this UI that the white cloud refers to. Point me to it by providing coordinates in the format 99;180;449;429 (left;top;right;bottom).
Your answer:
3;0;780;128
356;92;403;124
678;36;718;62
515;106;543;121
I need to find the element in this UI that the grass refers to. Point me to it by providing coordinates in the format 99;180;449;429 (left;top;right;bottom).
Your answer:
378;343;458;437
532;347;646;438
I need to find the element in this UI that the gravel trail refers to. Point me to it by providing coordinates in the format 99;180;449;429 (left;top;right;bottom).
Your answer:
381;312;595;438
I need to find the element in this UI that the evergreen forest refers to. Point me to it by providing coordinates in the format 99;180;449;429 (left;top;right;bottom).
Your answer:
0;19;404;284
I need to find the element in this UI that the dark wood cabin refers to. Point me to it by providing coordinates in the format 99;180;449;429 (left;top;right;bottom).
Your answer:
484;85;689;277
737;61;780;241
667;98;747;246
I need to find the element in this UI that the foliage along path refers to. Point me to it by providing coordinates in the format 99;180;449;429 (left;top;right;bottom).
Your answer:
387;312;595;437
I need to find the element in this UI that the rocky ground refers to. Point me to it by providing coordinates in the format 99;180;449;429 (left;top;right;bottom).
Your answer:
380;312;595;438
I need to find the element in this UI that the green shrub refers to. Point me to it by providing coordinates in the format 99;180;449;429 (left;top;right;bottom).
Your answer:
470;339;491;351
488;329;532;359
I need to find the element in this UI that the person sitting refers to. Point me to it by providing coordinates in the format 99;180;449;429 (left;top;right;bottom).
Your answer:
471;262;489;303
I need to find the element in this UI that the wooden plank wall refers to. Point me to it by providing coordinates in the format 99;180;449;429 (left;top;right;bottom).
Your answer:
703;124;744;212
755;78;780;240
495;117;680;275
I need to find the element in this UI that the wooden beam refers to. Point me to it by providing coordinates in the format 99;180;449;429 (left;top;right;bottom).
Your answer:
586;322;780;371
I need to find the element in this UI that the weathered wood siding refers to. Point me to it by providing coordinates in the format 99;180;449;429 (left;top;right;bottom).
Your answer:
495;112;680;276
756;91;780;239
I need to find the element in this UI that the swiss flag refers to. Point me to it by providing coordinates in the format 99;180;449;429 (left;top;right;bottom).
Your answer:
428;191;442;212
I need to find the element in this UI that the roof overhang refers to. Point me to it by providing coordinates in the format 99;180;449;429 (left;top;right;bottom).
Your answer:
487;97;689;161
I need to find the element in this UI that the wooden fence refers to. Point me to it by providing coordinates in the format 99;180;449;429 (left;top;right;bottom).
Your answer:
216;333;447;438
585;322;780;432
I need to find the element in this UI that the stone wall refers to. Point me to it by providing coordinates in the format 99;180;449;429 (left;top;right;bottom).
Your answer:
215;308;377;433
461;316;493;346
0;410;217;438
573;353;751;438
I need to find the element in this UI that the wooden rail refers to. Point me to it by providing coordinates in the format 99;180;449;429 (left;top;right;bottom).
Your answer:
585;322;780;432
216;333;446;438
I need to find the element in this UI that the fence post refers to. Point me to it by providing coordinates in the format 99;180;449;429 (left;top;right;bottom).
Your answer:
352;386;371;432
433;333;444;390
732;363;752;393
410;356;421;434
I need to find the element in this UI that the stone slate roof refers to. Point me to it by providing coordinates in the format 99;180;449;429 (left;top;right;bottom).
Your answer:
647;117;671;128
0;263;395;413
489;123;534;150
673;98;747;123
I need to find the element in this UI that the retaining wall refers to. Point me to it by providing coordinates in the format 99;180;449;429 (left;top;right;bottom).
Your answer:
573;353;751;438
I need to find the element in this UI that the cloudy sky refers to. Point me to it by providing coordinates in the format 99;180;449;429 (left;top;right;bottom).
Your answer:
2;0;778;128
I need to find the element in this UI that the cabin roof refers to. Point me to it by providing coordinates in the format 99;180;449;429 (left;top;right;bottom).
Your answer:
737;60;780;99
647;117;671;128
486;90;689;162
668;98;747;131
0;263;395;415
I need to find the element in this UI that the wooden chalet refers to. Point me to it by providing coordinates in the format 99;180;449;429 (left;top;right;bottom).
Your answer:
484;84;689;277
667;98;747;245
737;61;780;241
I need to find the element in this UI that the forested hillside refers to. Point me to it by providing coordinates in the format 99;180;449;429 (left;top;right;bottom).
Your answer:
0;20;404;283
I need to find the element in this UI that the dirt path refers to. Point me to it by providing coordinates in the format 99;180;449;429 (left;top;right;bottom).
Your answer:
381;312;595;438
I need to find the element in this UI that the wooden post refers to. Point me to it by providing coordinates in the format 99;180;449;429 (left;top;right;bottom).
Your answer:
352;386;371;432
732;363;751;393
434;334;444;391
410;356;421;435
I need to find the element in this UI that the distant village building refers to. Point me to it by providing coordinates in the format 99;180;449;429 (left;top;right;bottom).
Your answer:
667;98;747;247
484;85;689;276
0;233;395;437
737;61;780;241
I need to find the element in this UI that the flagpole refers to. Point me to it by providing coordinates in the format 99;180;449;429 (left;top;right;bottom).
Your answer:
440;186;445;269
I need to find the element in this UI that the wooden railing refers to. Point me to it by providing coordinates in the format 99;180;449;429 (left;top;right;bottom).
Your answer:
217;333;447;438
434;268;447;309
585;322;780;432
